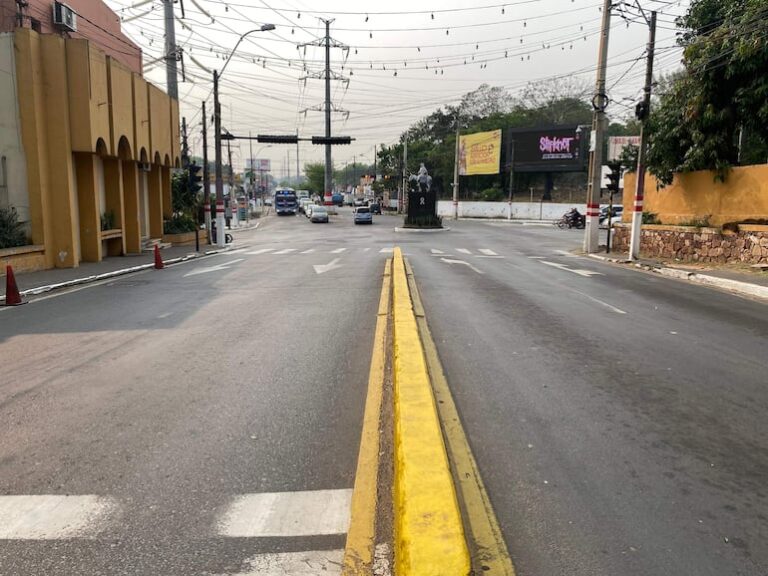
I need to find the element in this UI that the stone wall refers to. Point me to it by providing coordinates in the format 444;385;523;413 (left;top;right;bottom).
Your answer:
613;223;768;264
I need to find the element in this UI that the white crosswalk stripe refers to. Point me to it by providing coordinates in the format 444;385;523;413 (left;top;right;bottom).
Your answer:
0;495;118;539
300;248;316;254
272;248;298;255
430;249;445;254
379;247;394;253
478;248;499;256
245;248;275;255
455;248;472;254
330;248;347;254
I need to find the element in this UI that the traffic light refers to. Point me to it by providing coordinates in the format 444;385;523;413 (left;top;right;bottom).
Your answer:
606;161;622;196
188;163;203;195
257;134;299;144
311;136;353;145
635;100;649;121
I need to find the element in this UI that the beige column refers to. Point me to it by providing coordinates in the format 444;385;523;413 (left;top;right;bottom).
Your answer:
74;153;102;262
122;160;141;254
103;157;125;256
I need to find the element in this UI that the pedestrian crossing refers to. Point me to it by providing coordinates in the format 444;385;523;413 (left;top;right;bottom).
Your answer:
0;489;375;575
241;246;505;258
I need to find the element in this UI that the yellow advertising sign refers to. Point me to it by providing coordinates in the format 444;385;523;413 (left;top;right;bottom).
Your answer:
459;129;501;176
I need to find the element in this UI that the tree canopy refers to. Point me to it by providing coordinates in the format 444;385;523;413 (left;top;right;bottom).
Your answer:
646;0;768;184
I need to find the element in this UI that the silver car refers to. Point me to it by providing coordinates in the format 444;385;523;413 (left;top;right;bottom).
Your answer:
310;205;329;223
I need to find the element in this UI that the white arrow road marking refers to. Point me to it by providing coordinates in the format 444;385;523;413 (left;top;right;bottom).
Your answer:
430;249;445;255
184;259;244;277
540;260;603;277
330;248;347;254
313;258;343;275
440;257;484;274
273;248;297;255
456;248;472;254
245;248;275;255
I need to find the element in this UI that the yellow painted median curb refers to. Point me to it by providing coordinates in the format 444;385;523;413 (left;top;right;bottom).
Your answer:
392;247;470;575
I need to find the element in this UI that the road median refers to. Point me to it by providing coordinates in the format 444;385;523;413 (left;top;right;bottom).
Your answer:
391;247;470;575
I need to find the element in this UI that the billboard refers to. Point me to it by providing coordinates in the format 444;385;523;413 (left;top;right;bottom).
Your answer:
506;126;587;172
246;158;271;172
608;136;641;161
459;129;501;175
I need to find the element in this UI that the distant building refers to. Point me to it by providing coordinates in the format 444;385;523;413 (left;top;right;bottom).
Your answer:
0;1;180;272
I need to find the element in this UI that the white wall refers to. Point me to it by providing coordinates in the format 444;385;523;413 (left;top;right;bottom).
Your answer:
0;34;30;228
436;201;587;220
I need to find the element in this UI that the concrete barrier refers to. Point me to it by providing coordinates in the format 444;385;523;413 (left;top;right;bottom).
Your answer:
391;247;470;575
436;200;585;220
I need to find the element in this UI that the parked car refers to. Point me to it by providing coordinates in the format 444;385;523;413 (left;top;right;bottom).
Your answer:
309;205;329;223
354;206;373;225
599;205;624;223
332;193;344;206
369;201;381;215
264;197;273;206
353;197;367;207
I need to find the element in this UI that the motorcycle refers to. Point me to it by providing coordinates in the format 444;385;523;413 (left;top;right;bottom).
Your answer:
556;210;585;229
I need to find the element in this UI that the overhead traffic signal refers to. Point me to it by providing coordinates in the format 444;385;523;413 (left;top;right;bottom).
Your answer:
606;161;622;196
257;134;299;144
311;136;353;145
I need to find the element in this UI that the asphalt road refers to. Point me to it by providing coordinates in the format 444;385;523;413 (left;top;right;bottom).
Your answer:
404;220;768;576
0;209;397;575
2;211;766;575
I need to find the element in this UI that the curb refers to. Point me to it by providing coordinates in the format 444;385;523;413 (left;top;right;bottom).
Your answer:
394;226;452;233
1;245;235;303
391;247;470;575
588;254;768;301
342;259;391;575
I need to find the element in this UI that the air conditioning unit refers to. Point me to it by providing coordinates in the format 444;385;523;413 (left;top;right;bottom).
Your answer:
52;2;77;33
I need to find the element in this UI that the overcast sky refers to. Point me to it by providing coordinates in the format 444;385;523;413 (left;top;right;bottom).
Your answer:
105;0;690;177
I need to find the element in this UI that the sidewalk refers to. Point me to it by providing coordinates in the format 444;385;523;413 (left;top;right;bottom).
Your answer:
589;250;768;301
1;242;235;303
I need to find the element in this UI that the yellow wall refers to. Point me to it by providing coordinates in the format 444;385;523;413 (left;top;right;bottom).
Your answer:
148;83;172;164
66;39;110;155
170;97;180;167
623;165;768;226
133;73;150;161
107;57;135;159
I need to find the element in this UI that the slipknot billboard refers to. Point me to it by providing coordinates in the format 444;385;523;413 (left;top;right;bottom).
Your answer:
506;126;588;172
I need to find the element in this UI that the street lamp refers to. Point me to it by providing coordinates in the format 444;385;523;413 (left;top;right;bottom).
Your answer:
213;23;275;246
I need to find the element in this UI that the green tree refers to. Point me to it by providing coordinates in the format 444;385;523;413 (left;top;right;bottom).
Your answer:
647;0;768;185
304;162;329;193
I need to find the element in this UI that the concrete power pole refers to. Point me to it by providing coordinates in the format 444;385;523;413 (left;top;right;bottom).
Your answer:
202;100;211;243
402;135;408;215
452;119;460;220
213;71;225;247
323;19;333;202
629;11;658;260
163;0;178;100
584;0;613;253
181;117;189;168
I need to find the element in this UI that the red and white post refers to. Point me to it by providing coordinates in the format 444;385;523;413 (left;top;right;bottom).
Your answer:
216;199;226;247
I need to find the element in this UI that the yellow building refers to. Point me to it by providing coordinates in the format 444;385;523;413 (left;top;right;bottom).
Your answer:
0;28;180;272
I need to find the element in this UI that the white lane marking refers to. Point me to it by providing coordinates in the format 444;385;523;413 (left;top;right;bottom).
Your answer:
430;249;445;255
157;312;173;319
568;288;627;314
362;247;371;252
273;248;297;255
300;248;316;254
313;258;344;275
245;248;276;255
554;249;580;258
379;247;394;254
456;248;472;254
225;550;344;576
218;489;352;537
478;249;499;256
528;256;546;259
440;257;484;275
540;260;603;277
183;259;244;277
227;249;248;255
330;248;347;254
0;495;118;539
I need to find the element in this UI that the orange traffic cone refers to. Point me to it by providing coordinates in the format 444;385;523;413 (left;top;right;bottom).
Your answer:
154;245;164;270
3;265;24;306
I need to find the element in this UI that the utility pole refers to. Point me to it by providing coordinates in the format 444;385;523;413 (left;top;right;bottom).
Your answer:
402;135;408;214
629;10;657;260
507;140;515;220
296;129;300;185
181;117;189;168
162;0;178;100
584;0;613;253
202;100;211;244
213;70;225;246
452;120;460;220
323;19;333;201
227;140;234;229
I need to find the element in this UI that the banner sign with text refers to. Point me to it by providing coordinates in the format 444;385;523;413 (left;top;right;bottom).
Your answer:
459;129;502;175
506;126;587;172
